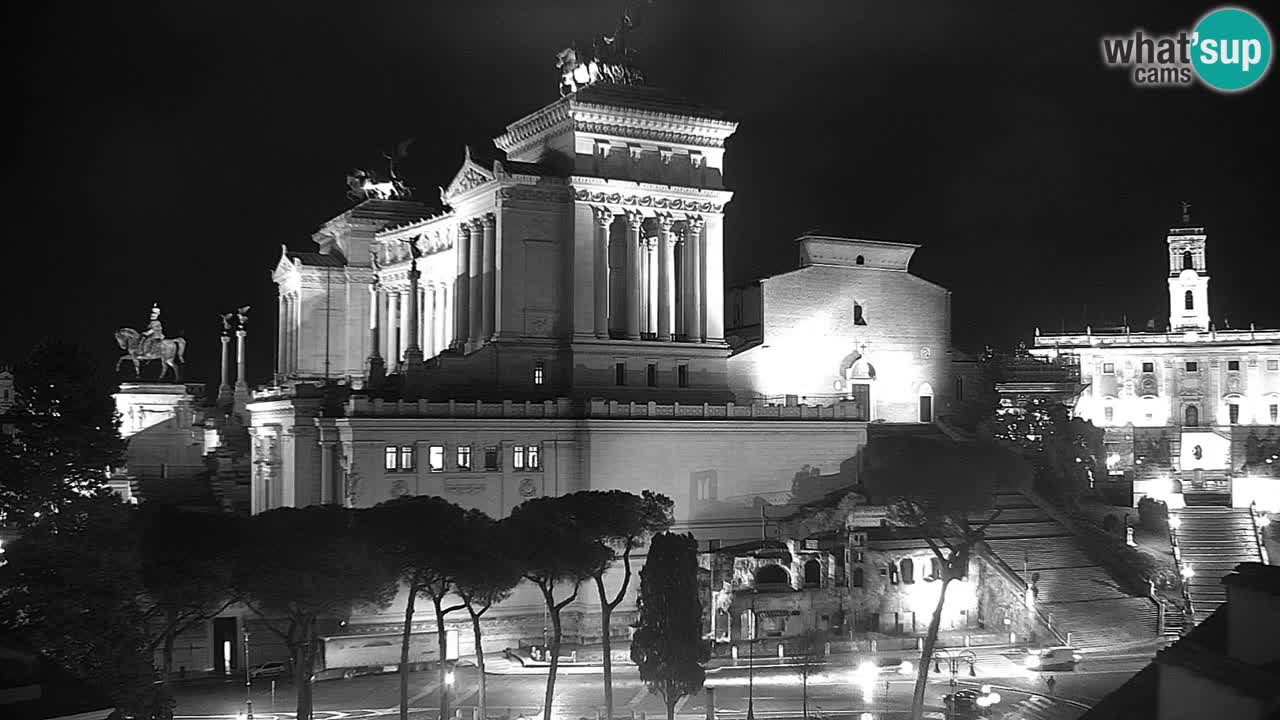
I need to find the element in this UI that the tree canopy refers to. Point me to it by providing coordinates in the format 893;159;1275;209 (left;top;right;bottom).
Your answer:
0;341;125;528
631;532;706;720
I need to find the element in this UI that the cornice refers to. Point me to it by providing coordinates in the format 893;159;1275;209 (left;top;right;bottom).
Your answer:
494;101;574;153
569;178;731;215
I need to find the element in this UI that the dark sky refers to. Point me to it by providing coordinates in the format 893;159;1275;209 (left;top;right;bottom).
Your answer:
10;1;1279;388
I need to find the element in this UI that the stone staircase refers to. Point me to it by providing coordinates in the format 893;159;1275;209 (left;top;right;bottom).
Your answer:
1171;506;1263;624
979;493;1159;650
1007;694;1086;720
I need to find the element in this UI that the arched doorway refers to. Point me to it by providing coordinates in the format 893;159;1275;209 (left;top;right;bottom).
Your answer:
1185;405;1199;427
839;351;876;421
755;564;790;587
918;382;935;422
804;559;821;587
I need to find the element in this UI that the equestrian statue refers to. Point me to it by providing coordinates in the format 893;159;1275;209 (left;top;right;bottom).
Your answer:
115;303;187;381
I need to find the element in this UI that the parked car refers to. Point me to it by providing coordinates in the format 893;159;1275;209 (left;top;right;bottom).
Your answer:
250;661;287;679
1024;646;1083;671
943;689;986;718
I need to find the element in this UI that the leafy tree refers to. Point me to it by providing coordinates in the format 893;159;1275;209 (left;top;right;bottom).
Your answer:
0;341;125;528
862;435;1031;720
234;506;398;720
504;496;611;720
566;490;673;720
364;496;469;720
630;532;706;720
453;509;522;720
0;494;172;719
138;506;243;679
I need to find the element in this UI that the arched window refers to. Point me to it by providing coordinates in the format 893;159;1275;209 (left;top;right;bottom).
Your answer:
804;559;821;586
1185;290;1194;310
852;567;865;588
929;557;944;581
853;303;867;326
755;564;789;586
855;255;865;265
900;558;915;584
1185;405;1199;427
1183;251;1194;270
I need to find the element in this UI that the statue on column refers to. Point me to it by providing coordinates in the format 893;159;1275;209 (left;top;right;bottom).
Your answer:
236;305;251;330
114;303;187;381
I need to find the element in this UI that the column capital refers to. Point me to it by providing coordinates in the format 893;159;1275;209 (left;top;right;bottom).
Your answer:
481;212;496;229
625;210;645;231
592;206;614;228
656;213;676;232
685;214;705;233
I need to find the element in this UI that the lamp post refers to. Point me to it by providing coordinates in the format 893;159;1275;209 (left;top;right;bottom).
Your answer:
243;628;253;720
746;596;756;720
932;648;977;717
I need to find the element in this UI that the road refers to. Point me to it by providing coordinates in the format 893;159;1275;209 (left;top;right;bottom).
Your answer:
172;647;1153;720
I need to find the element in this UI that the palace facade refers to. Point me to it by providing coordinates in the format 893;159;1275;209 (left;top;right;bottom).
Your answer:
1031;217;1280;507
247;80;963;665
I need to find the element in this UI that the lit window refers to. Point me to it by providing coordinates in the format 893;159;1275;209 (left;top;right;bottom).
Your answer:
428;445;445;472
1228;360;1240;371
1103;363;1115;374
456;445;472;471
1271;404;1278;423
615;362;626;386
514;445;525;469
1104;407;1114;423
1229;404;1240;425
677;364;689;388
527;444;540;469
1186;361;1198;372
534;361;545;385
484;446;499;471
647;363;657;387
384;446;398;471
1142;362;1154;373
398;446;415;471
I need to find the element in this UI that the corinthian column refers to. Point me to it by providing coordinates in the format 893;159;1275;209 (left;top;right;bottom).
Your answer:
367;284;385;388
646;237;658;337
425;285;437;358
685;217;704;342
625;212;643;340
398;288;412;364
704;214;725;342
657;215;676;341
387;290;400;364
276;296;286;377
593;207;612;339
454;224;470;348
481;213;497;342
468;218;483;347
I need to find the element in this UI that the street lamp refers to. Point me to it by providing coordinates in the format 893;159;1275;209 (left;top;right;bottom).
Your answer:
746;596;756;720
931;648;977;690
242;628;254;720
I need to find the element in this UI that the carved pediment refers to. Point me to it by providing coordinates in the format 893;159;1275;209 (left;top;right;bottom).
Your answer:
271;245;300;283
442;147;495;203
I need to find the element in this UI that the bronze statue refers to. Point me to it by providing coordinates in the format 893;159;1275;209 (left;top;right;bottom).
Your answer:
220;312;235;335
346;140;414;201
236;305;251;329
115;304;187;381
557;1;652;95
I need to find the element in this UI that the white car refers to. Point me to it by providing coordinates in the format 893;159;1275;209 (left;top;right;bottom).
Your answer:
1024;646;1082;671
250;662;287;679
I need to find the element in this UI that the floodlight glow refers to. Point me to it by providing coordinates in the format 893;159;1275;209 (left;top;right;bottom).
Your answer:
976;696;991;708
1258;514;1271;528
899;660;913;676
1107;453;1121;468
1169;516;1182;530
445;670;455;686
989;692;1002;704
980;684;992;694
1181;565;1195;579
857;660;877;676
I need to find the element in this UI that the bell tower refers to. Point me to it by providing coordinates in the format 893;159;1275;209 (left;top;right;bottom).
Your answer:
1167;202;1210;332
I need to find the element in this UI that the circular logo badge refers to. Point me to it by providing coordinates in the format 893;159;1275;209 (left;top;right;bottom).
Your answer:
1192;7;1273;92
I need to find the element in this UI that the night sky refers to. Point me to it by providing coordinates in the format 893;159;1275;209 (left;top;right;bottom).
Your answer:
10;1;1278;389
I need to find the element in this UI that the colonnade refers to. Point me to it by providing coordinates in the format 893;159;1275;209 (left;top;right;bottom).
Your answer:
369;278;456;366
593;209;721;342
277;291;301;374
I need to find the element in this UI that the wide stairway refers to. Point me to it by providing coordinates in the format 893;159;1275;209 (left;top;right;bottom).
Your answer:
982;493;1159;650
1171;506;1262;624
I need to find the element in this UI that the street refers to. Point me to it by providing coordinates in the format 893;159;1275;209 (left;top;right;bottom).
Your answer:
172;646;1153;720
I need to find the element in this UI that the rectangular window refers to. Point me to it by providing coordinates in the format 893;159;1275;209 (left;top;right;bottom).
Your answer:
398;446;415;471
534;361;545;385
527;444;541;470
456;445;472;471
1103;363;1115;374
1228;360;1241;371
647;362;657;387
677;364;689;388
1142;362;1154;373
954;376;964;402
428;445;445;472
1186;361;1198;372
484;446;499;471
615;362;627;386
514;445;525;470
1229;404;1240;424
1104;407;1114;422
1271;404;1279;423
1269;359;1279;371
384;446;398;471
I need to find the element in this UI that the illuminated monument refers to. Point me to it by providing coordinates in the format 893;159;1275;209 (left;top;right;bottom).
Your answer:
248;16;961;665
1031;205;1280;507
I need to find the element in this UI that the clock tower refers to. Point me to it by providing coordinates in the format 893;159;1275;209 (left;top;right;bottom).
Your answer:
1167;202;1210;332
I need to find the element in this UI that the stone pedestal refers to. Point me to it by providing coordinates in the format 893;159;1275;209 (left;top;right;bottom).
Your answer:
114;383;207;479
